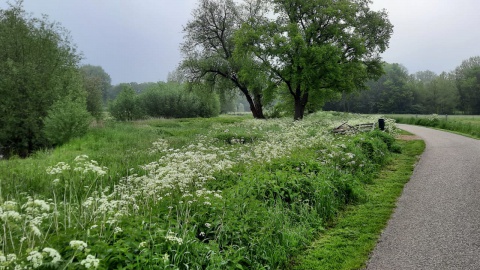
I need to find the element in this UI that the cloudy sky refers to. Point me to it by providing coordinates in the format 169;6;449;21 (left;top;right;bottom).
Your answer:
1;0;480;85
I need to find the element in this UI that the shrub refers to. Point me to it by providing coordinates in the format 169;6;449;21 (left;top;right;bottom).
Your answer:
43;98;92;146
139;83;220;118
108;86;144;121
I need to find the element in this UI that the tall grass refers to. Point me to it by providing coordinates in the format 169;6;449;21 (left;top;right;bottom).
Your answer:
392;114;480;138
0;112;398;269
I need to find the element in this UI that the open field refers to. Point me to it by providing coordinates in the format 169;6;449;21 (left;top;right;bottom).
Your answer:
1;112;406;269
389;114;480;139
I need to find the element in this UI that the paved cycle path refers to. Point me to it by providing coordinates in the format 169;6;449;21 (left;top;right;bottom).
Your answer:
367;124;480;270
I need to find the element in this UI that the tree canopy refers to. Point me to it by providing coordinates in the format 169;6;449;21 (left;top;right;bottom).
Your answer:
236;0;393;119
0;2;85;156
181;0;269;119
455;56;480;114
80;65;112;104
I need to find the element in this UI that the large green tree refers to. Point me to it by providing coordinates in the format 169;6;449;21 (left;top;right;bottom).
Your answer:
79;65;112;119
80;64;112;105
181;0;269;119
412;71;458;114
237;0;393;120
455;56;480;114
0;2;85;156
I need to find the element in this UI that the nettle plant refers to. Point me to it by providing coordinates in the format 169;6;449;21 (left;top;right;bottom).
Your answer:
1;112;398;269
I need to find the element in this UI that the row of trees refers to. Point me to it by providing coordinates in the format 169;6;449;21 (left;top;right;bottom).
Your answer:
181;0;393;120
324;56;480;115
108;82;220;120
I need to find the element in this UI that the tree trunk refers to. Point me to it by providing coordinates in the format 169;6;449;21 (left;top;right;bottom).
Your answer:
253;93;265;119
232;82;265;119
245;94;265;119
241;88;265;119
293;91;309;121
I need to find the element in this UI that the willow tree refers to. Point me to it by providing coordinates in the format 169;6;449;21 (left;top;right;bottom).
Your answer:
237;0;393;120
0;2;85;156
181;0;269;119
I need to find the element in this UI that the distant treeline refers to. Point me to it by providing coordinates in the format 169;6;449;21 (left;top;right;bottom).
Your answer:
108;82;222;120
107;81;248;121
325;57;480;115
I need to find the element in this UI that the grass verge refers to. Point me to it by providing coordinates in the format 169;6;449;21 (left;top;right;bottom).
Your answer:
290;137;425;270
393;116;480;139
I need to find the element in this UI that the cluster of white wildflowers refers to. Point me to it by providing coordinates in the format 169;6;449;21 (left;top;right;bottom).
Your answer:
81;254;100;269
0;201;21;222
319;142;364;171
427;113;439;122
46;155;107;177
70;240;88;251
74;155;108;176
0;252;17;269
165;231;183;245
0;247;63;269
383;117;399;136
96;140;235;215
46;162;71;175
21;197;54;241
147;139;170;155
70;241;100;269
222;118;333;164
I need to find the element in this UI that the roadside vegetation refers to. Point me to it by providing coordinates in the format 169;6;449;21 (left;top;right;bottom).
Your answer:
392;114;480;139
0;112;405;269
291;135;425;270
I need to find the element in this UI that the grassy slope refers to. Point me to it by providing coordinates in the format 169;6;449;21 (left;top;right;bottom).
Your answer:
291;138;425;270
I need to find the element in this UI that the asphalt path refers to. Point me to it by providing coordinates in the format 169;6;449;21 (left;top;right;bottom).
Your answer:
366;124;480;270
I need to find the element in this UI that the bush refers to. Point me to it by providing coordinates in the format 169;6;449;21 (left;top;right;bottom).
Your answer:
109;86;144;121
0;3;84;156
43;98;92;146
138;83;220;118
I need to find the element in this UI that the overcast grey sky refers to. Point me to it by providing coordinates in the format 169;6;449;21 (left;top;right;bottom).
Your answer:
2;0;480;85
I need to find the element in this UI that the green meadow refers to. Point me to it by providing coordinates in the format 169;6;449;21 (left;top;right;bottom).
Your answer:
0;112;423;269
